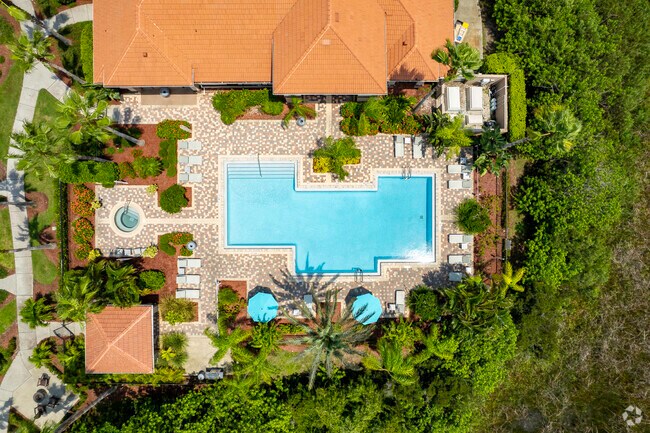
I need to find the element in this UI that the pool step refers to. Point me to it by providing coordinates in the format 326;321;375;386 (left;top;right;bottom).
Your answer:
228;162;295;179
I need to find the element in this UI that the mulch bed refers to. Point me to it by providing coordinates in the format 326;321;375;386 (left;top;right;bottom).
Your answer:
239;103;316;121
0;9;19;86
67;182;95;270
221;280;254;330
475;171;505;278
139;251;180;304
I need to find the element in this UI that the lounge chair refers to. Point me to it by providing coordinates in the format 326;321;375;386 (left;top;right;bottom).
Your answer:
449;272;463;282
394;135;404;157
395;290;405;314
447;164;463;174
179;173;189;183
176;275;187;284
179;155;189;164
188;173;203;183
446;86;461;112
185;258;202;268
448;179;472;189
185;274;201;284
449;234;473;244
176;288;200;299
412;136;424;158
187;155;203;165
178;141;189;150
467;86;483;111
186;141;202;151
177;258;188;268
448;254;471;265
465;113;483;127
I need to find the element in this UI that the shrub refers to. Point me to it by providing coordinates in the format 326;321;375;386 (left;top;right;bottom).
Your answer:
71;200;93;218
260;99;284;116
141;245;158;258
80;24;93;81
138;270;166;291
482;53;526;140
159;232;193;256
132;156;163;178
312;136;361;180
159;332;188;369
73;184;95;203
0;267;8;279
72;218;94;244
179;246;193;257
455;198;491;234
74;242;92;260
156;120;191;139
408;285;442;321
340;102;360;118
160;297;195;324
0;17;13;45
212;89;284;124
118;162;136;179
158;139;178;177
59;161;119;185
145;184;158;196
313;156;360;173
339;96;416;136
160;184;188;214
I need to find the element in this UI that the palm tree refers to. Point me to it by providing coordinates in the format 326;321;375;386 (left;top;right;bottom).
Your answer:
0;0;71;46
503;105;582;152
55;272;103;323
102;260;140;307
474;126;511;176
205;327;252;364
432;39;482;81
493;262;526;294
58;90;144;146
10;122;75;177
284;289;373;389
8;30;86;84
29;339;55;368
362;339;418;386
19;298;54;329
424;113;472;159
57;337;84;367
282;97;316;128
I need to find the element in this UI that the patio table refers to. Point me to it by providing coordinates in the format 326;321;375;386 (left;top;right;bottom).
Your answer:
33;389;48;404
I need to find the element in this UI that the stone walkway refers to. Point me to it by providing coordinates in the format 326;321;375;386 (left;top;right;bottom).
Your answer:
99;93;475;335
0;5;88;432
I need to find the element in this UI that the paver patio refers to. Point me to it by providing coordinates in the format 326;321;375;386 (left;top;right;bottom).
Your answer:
97;92;474;335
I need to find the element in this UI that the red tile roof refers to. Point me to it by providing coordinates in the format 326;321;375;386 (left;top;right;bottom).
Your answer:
85;306;154;374
94;0;453;93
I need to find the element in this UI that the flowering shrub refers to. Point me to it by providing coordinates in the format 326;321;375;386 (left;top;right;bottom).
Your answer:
87;249;102;261
156;120;192;139
74;243;92;260
118;162;136;179
141;245;158;258
72;218;94;244
71;200;93;218
179;246;193;257
159;232;194;256
73;184;95;203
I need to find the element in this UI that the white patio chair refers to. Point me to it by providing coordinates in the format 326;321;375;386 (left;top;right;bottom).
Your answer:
185;274;201;284
179;173;189;183
449;234;473;244
178;141;189;150
185;258;202;268
188;173;203;183
176;289;200;299
394;135;404;157
187;155;203;165
179;155;189;164
177;258;188;268
447;164;463;174
395;290;406;314
176;275;187;284
448;179;472;189
187;141;202;151
446;86;461;112
448;254;471;265
413;136;424;158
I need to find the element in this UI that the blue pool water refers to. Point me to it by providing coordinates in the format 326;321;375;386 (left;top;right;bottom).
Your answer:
226;162;434;274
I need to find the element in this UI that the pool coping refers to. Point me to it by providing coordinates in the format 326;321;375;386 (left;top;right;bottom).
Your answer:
218;156;442;281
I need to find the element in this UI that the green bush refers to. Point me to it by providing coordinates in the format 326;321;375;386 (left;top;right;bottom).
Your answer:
132;156;163;178
59;161;119;185
339;96;417;136
312;137;361;180
159;232;193;256
160;297;195;325
179;246;193;257
156;120;192;139
211;89;284;125
407;285;442;321
0;267;8;279
72;218;94;244
313;156;360;173
159;184;188;214
455;198;491;234
112;125;142;147
158;139;178;177
482;53;527;140
138;270;166;292
118;161;136;179
159;332;188;369
0;17;13;45
74;242;92;260
80;24;93;81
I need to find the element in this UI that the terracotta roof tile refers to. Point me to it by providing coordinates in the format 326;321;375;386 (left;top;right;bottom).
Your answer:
85;306;154;374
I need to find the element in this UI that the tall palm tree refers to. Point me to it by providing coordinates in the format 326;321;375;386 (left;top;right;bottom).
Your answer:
493;262;526;294
474;126;511;176
58;90;144;146
424;113;472;159
19;297;54;329
204;327;252;364
0;0;71;46
55;272;103;323
102;260;140;307
362;339;418;386
29;339;55;368
432;39;482;81
503;105;582;151
284;289;373;389
282;97;317;128
8;30;85;84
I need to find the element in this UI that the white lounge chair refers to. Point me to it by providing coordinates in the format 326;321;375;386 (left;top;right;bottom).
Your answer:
178;141;189;150
187;155;203;165
178;173;189;183
188;173;203;183
465;113;484;127
185;258;202;268
448;179;472;189
186;141;202;151
449;234;473;244
447;164;463;174
184;274;201;284
467;86;483;111
395;290;406;314
413;136;424;158
176;288;200;299
448;254;472;265
449;272;463;282
177;259;188;268
394;136;404;157
179;155;189;164
446;86;461;112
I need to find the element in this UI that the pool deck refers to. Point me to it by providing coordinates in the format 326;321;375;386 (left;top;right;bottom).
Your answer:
95;93;474;334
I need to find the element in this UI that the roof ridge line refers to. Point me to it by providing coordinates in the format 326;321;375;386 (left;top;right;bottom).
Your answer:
110;307;150;346
92;308;151;372
105;32;139;85
330;25;386;92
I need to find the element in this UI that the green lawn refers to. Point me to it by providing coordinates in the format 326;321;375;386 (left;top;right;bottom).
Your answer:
0;208;14;272
0;66;24;162
0;299;16;335
32;89;62;125
32;250;58;285
25;172;59;232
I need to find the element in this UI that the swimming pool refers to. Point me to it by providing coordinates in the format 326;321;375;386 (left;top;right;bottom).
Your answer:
225;162;435;274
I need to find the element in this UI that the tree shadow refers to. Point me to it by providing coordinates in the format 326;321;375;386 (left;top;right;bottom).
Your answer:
267;267;338;305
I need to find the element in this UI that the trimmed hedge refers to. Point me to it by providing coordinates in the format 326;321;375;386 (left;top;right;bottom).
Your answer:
59;161;119;186
160;297;195;324
156;120;192;139
482;53;527;140
80;24;93;82
313;156;360;173
138;270;166;292
211;89;284;125
159;184;188;214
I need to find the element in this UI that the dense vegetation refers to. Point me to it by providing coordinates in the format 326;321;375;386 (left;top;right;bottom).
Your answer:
212;89;285;125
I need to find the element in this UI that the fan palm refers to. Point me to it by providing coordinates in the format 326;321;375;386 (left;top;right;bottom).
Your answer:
57;337;84;367
29;339;55;368
503;105;582;153
102;260;140;307
58;90;144;146
1;1;71;45
428;114;472;159
8;30;85;84
205;327;252;364
282;97;317;128
362;339;417;386
55;272;103;323
19;298;54;329
474;126;511;176
432;39;482;81
10;122;75;178
284;289;373;389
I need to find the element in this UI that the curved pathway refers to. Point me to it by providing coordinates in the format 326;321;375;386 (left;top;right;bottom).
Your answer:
0;5;91;432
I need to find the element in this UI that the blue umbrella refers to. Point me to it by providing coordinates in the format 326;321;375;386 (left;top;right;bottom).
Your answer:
247;292;278;323
351;293;382;325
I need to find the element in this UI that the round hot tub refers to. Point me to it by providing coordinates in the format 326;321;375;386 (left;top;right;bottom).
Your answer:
114;206;141;233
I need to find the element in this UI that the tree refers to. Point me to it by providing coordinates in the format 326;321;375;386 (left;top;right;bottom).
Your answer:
101;260;140;307
19;298;54;329
58;90;144;146
284;289;373;389
0;0;71;46
282;97;316;128
29;339;55;368
493;262;525;293
474;126;511;176
424;113;472;159
205;326;252;364
455;198;491;234
432;39;482;81
159;332;188;369
312;136;361;180
10;122;75;178
8;30;86;84
55;271;103;323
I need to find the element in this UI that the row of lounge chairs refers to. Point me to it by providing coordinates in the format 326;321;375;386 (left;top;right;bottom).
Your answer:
109;247;146;257
394;135;425;158
176;257;202;298
447;158;473;189
178;140;204;184
179;140;202;150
